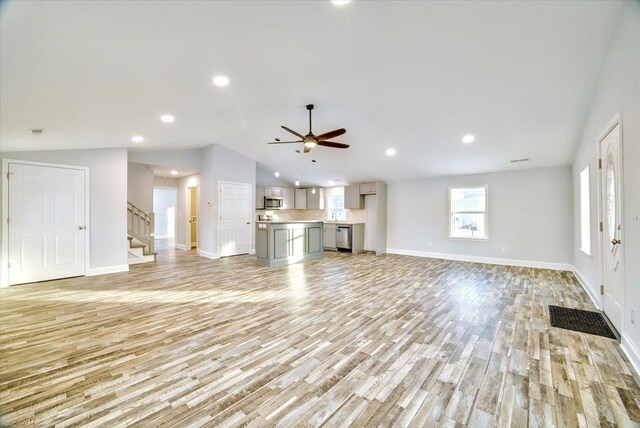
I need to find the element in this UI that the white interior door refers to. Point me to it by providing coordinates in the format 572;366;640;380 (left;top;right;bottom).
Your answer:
8;163;86;285
600;123;624;333
219;182;251;257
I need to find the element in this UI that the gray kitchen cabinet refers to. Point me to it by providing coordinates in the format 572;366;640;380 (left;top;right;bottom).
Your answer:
256;185;265;209
307;188;325;210
323;223;337;250
282;187;295;209
345;184;364;209
295;188;307;209
359;182;377;195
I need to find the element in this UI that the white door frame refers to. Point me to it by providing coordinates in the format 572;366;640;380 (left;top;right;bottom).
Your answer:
217;180;253;257
153;186;178;240
1;158;90;288
186;185;198;249
596;112;625;313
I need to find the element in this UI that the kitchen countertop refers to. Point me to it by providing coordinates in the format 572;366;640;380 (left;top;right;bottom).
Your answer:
256;220;324;224
323;221;365;225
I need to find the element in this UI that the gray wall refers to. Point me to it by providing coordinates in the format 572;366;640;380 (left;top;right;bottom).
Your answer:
0;148;128;271
127;162;153;212
200;144;256;256
387;166;573;266
571;0;640;347
256;165;294;187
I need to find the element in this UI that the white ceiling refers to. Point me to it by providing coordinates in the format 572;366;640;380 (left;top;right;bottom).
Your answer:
0;0;621;185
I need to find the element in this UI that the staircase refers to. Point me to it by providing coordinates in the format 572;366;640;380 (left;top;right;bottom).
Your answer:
127;202;157;265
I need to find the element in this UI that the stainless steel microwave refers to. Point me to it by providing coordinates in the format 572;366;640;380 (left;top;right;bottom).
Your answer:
264;196;284;209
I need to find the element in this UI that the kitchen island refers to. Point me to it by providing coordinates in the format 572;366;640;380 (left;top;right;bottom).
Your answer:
256;221;324;267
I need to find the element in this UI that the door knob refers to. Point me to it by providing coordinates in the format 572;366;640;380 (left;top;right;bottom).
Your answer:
78;226;85;230
246;222;251;225
611;238;621;245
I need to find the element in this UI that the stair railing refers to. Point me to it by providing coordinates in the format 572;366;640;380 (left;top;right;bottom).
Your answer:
127;202;155;254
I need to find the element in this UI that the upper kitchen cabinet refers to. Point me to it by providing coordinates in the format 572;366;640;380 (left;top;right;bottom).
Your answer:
256;185;265;209
359;183;377;195
265;186;283;197
345;184;364;209
295;188;307;209
307;188;325;210
282;187;295;209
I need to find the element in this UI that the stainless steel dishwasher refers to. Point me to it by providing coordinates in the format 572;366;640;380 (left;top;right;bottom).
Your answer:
336;225;352;252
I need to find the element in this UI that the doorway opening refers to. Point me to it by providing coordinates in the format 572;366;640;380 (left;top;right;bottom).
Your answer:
187;186;198;250
153;187;177;249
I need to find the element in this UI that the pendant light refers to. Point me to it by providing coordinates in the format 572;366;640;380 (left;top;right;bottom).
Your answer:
311;159;317;194
295;149;301;186
274;139;280;177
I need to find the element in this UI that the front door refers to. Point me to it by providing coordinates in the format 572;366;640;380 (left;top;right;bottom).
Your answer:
8;163;86;285
219;182;251;257
600;123;624;333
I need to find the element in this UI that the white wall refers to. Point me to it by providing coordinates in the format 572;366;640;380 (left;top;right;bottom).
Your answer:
571;0;640;357
128;149;202;176
153;187;176;238
256;165;294;187
127;162;153;212
199;144;256;257
387;166;573;268
154;176;179;188
0;149;128;275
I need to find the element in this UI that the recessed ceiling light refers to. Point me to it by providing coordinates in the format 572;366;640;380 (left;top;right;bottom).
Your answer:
295;180;300;187
332;0;350;5
161;114;175;123
275;171;280;177
212;75;230;87
328;180;335;186
462;135;475;143
170;170;178;175
131;135;144;143
386;148;396;156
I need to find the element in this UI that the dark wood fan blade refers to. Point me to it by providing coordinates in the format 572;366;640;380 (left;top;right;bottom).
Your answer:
281;126;305;139
267;140;302;144
316;128;346;141
303;146;312;153
317;141;350;149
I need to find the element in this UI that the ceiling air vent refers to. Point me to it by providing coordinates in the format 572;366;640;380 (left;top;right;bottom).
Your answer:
29;128;45;136
510;158;529;163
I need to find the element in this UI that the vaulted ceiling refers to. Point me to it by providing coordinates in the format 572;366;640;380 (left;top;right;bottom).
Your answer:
0;0;622;184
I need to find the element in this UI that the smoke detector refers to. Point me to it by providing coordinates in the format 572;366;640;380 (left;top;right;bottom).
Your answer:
29;128;45;136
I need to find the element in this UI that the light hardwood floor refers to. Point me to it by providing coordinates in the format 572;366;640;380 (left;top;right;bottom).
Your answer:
1;242;639;427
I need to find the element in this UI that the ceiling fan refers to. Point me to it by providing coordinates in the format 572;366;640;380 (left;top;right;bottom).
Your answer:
268;104;349;153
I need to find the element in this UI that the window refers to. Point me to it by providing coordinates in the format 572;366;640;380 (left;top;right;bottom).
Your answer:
580;166;591;255
449;185;488;240
328;194;346;221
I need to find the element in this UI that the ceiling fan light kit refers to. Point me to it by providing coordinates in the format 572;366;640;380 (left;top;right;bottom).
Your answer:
267;104;349;154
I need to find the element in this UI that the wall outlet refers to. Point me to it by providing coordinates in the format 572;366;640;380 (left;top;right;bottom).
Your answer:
632;309;636;325
501;246;507;253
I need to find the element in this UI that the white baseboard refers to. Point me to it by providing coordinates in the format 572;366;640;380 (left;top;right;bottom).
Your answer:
621;333;640;376
197;249;219;260
175;244;188;251
86;264;129;276
386;248;572;271
572;267;601;309
250;248;256;255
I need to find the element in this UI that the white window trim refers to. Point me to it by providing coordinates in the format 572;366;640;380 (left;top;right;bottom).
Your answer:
579;165;591;256
448;184;489;241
